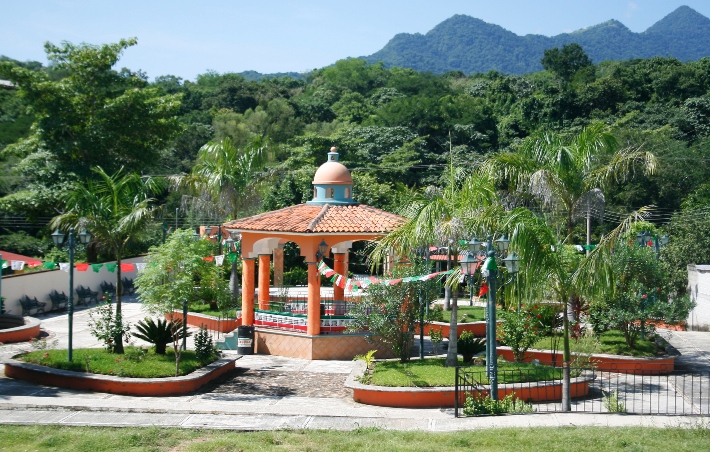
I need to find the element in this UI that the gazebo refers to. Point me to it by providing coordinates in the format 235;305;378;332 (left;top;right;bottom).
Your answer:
223;147;405;359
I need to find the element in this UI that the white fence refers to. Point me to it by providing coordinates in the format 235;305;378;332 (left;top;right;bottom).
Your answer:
1;256;145;315
687;264;710;331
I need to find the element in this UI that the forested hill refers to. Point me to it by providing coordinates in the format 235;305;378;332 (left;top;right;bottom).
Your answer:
363;6;710;75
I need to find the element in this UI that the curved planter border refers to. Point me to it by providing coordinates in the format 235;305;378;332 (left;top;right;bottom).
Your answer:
496;346;675;375
4;356;237;396
344;361;591;408
169;311;241;333
0;315;41;343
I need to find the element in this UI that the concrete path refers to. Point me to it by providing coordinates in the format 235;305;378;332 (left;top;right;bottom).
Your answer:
0;303;709;431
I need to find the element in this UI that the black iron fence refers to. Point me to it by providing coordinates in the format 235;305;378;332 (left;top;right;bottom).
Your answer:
455;366;710;417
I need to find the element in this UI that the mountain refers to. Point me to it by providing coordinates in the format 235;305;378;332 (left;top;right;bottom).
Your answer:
363;6;710;75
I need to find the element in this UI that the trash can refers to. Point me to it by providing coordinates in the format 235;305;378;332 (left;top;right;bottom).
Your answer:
237;325;255;355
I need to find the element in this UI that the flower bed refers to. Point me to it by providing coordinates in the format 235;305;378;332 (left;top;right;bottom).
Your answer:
0;315;41;343
4;355;237;396
496;346;675;374
345;361;590;408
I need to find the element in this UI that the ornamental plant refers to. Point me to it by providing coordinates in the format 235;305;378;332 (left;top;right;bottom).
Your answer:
497;307;543;362
87;297;131;353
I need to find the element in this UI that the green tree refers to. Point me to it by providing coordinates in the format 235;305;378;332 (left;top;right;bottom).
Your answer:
51;167;164;354
484;123;656;240
135;229;229;375
173;136;268;220
372;164;500;367
541;44;594;83
0;38;182;216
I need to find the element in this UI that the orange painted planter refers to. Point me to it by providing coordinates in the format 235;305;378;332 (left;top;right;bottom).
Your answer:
346;363;590;408
4;357;237;396
421;321;489;338
496;346;675;374
169;311;241;333
0;315;41;343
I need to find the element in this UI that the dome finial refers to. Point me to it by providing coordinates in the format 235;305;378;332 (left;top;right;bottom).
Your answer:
328;147;339;162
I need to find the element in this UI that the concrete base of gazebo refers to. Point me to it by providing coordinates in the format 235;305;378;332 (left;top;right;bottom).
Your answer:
253;329;394;360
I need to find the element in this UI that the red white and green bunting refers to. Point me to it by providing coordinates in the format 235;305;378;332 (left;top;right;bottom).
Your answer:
317;260;452;292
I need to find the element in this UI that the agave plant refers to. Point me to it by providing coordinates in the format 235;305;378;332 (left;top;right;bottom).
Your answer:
133;318;191;354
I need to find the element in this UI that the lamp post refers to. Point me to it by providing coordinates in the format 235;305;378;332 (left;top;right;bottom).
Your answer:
415;245;431;360
461;234;519;401
52;227;92;362
205;225;223;255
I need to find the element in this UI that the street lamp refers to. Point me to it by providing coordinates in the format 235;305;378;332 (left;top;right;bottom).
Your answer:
461;234;519;401
51;227;92;362
316;239;329;260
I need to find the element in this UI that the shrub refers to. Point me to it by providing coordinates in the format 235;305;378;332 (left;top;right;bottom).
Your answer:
463;393;534;416
194;326;216;364
87;298;131;353
133;318;190;355
430;327;444;355
458;331;485;363
426;305;444;322
497;308;543;362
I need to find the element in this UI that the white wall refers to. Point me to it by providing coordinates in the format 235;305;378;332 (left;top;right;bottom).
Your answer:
1;256;144;315
687;264;710;331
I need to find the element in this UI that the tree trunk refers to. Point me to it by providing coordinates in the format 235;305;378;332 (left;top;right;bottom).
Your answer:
561;301;572;411
444;247;452;311
445;253;459;367
113;251;124;354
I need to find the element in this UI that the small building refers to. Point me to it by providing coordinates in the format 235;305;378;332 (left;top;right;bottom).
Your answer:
224;148;405;359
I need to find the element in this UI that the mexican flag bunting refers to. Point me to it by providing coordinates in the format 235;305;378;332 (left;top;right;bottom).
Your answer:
478;282;489;297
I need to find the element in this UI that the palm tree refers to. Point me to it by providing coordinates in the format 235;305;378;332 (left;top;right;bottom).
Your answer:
372;163;500;367
484;122;656;239
52;167;163;354
172;136;267;221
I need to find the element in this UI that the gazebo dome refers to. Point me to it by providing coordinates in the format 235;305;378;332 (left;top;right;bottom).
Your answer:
308;147;358;206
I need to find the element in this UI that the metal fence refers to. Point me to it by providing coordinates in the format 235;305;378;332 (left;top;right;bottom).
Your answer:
455;366;710;417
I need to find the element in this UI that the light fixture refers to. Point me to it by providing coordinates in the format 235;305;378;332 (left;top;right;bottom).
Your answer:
502;251;521;274
494;235;510;252
78;229;92;245
316;240;329;260
468;237;483;254
192;229;200;242
460;252;479;276
51;229;64;246
204;226;212;236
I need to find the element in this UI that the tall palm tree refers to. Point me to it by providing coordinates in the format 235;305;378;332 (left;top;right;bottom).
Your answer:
484;122;656;239
372;163;500;367
52;167;163;353
172;136;268;221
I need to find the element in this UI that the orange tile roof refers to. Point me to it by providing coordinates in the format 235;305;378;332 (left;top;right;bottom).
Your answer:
225;204;405;234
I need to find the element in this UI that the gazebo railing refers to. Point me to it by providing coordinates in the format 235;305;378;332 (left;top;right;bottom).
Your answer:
255;295;360;333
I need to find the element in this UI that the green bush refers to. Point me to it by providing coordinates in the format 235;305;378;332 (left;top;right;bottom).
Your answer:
133;318;190;355
284;267;308;286
497;308;543;362
193;326;217;364
463;393;534;416
458;331;485;363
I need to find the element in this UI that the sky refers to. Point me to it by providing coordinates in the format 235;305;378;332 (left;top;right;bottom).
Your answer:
3;1;710;82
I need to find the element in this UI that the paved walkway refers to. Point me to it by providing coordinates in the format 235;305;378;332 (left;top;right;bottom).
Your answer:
0;302;709;431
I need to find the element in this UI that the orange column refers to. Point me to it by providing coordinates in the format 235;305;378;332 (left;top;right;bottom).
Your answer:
333;252;346;300
242;258;255;326
307;261;321;336
273;245;284;287
258;254;271;310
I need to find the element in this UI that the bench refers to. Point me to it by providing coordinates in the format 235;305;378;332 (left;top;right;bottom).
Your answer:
48;290;68;311
18;295;46;316
99;281;116;297
76;285;99;306
122;277;135;295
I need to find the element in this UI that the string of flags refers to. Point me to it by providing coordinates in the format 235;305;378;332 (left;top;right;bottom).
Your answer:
1;252;240;274
317;260;454;293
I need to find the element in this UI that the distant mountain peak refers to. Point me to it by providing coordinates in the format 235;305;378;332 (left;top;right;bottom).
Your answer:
363;6;710;75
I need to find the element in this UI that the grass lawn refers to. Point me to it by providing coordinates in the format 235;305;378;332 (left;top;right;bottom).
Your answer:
0;425;707;451
19;347;211;377
189;302;238;318
370;358;561;387
531;330;662;357
437;305;486;323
